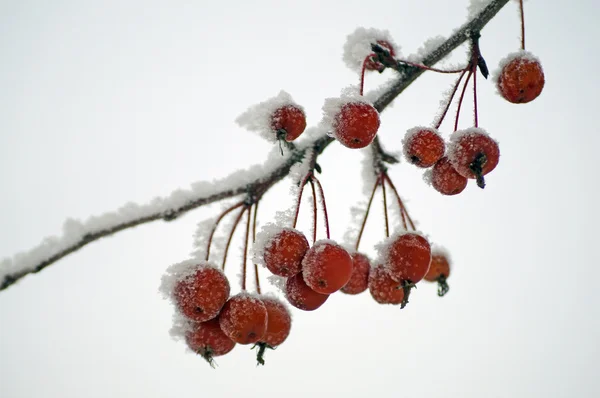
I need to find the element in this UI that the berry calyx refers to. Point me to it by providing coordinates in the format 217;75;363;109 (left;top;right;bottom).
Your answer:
185;318;236;367
424;253;451;297
368;264;405;305
262;228;309;277
218;293;268;345
449;129;500;189
341;252;371;295
383;232;431;285
302;240;354;294
271;105;307;141
497;53;544;104
365;40;396;71
403;127;445;168
260;296;292;347
173;263;230;322
431;156;468;196
333;102;380;149
285;273;329;311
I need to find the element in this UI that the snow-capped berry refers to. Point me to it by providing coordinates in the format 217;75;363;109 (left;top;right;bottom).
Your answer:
173;263;230;322
383;232;431;284
497;52;545;104
368;264;405;305
365;40;396;71
449;129;500;189
333;102;380;149
431;156;468;196
302;240;354;294
271;105;307;141
285;273;329;311
185;318;235;365
341;252;371;295
403;127;445;168
263;228;309;277
260;296;292;347
424;252;451;297
219;293;268;345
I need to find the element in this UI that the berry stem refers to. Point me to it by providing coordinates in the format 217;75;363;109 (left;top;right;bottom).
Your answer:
383;173;416;231
381;174;390;238
473;62;479;128
252;202;261;295
355;176;382;251
360;55;372;96
308;177;318;244
312;175;330;240
434;68;468;130
454;67;474;132
519;0;526;50
292;173;311;229
222;206;248;271
205;201;245;261
241;204;252;291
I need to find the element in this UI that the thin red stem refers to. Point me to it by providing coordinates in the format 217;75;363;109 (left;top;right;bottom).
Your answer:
205;201;245;261
473;62;479;128
434;68;468;130
308;178;318;244
355;176;382;251
252;202;261;295
292;174;311;228
360;55;372;96
383;174;416;231
241;204;251;291
381;175;390;238
312;176;330;240
454;67;474;132
222;206;247;271
397;59;466;74
519;0;526;50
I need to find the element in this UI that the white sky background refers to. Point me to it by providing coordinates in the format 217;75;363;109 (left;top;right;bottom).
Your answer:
1;0;599;397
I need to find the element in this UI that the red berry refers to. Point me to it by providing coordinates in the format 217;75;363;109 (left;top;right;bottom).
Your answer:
333;102;380;149
383;233;431;284
424;253;451;297
497;55;545;104
341;252;371;295
263;228;309;277
185;318;235;365
431;156;468;196
449;130;500;189
271;105;307;141
285;273;329;311
260;297;292;347
365;40;396;71
174;263;230;322
404;128;445;168
368;264;404;305
302;240;354;294
219;293;267;345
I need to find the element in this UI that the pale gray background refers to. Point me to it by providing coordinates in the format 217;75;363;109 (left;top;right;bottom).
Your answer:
1;0;599;397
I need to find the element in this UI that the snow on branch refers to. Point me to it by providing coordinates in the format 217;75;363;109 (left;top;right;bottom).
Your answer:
0;0;510;292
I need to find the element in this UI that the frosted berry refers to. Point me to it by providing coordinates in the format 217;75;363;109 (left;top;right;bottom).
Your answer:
263;228;309;277
271;105;307;141
302;240;354;294
174;263;230;322
384;233;431;284
185;318;235;366
260;297;292;347
497;55;544;104
365;40;396;71
431;156;468;196
449;130;500;189
424;253;451;297
285;273;329;311
219;293;268;345
333;102;380;149
404;128;445;168
368;264;405;305
341;252;371;295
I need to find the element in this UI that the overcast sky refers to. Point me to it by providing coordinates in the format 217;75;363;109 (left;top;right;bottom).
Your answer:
1;0;599;397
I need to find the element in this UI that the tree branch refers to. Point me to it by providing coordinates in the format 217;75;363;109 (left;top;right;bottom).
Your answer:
0;0;510;292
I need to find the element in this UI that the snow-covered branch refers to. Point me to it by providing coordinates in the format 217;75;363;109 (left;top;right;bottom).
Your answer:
0;0;509;292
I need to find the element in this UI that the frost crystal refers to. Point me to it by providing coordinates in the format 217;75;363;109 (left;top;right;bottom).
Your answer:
343;27;399;72
235;90;305;142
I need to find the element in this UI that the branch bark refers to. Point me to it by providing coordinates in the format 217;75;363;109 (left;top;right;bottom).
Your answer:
0;0;510;292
